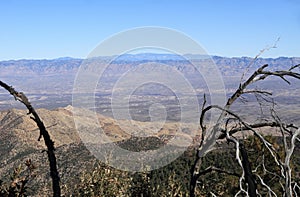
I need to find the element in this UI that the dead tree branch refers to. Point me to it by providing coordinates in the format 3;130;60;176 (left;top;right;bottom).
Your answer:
190;63;300;197
197;166;240;177
284;128;300;197
0;80;61;197
240;142;257;197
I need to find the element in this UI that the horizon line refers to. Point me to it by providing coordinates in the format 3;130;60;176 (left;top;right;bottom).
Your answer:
0;53;299;62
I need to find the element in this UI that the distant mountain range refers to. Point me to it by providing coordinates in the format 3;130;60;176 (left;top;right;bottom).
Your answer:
0;54;299;110
0;54;299;75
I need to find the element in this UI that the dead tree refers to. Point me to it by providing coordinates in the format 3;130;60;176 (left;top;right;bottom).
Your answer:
190;64;300;196
0;81;61;197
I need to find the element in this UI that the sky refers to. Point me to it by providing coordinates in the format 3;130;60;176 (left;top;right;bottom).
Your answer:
0;0;299;60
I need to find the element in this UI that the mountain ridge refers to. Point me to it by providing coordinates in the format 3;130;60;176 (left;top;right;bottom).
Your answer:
1;54;300;62
0;54;299;81
0;106;198;195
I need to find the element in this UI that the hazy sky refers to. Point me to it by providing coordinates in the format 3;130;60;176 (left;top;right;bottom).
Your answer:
0;0;299;60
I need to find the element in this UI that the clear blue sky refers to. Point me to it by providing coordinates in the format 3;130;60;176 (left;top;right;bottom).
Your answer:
0;0;299;60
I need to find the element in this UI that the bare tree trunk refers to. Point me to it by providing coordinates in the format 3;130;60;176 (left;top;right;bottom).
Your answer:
240;143;257;197
190;156;201;197
0;80;61;197
284;128;300;197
